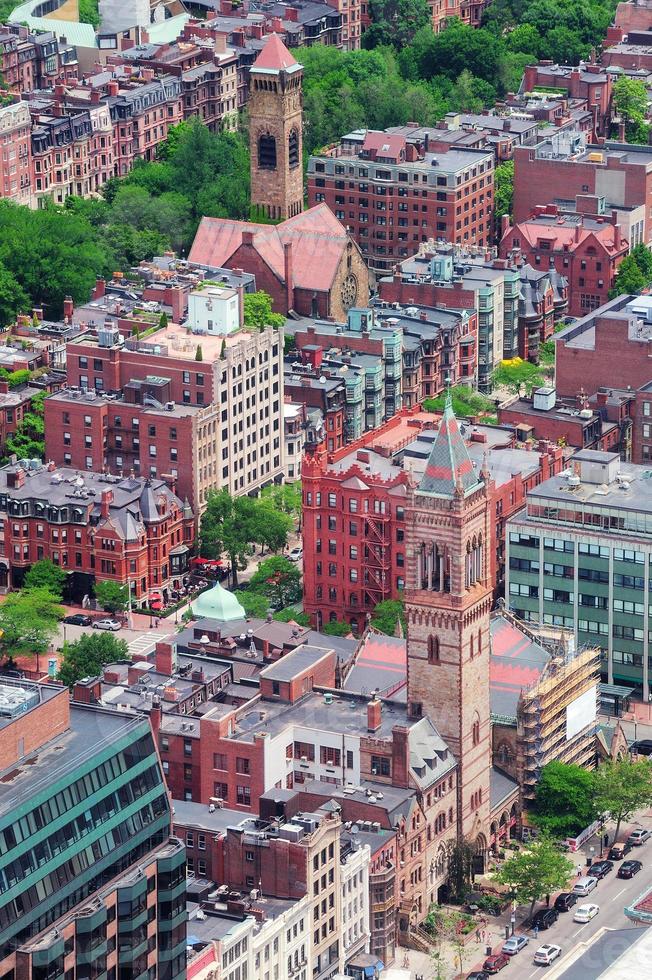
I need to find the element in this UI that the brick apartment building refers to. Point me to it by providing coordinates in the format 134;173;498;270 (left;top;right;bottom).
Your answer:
301;407;563;630
0;458;194;602
0;25;76;94
500;203;628;317
0;101;32;205
307;128;494;274
520;61;613;137
46;315;285;509
513;132;652;246
0;380;43;454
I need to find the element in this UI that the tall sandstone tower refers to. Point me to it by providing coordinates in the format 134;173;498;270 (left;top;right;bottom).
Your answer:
249;34;304;220
404;391;492;853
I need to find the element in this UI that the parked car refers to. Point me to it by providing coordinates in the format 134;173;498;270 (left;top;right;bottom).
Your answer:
92;618;122;631
589;860;613;880
618;859;643;879
572;876;598;897
287;546;303;562
63;613;92;626
533;944;562;966
532;908;558;930
483;953;510;974
554;892;578;912
502;935;529;956
608;841;632;860
467;973;490;980
628;828;652;846
573;903;599;924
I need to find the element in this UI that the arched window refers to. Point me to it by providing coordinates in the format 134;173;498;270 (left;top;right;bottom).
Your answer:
428;635;440;664
288;128;299;168
258;133;277;169
472;714;480;746
470;634;474;659
477;629;482;655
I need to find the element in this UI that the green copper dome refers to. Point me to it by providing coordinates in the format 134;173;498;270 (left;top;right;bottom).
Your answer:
190;581;246;622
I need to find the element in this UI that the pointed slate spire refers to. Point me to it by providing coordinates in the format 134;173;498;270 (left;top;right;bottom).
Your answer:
419;383;481;497
252;34;299;72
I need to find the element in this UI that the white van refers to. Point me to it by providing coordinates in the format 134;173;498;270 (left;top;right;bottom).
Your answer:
572;876;598;896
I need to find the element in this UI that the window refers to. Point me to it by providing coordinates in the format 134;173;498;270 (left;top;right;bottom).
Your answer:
320;746;341;767
236;757;250;774
237;785;251;806
288;128;299;168
213;753;227;770
371;755;391;777
428;635;440;664
258;133;276;168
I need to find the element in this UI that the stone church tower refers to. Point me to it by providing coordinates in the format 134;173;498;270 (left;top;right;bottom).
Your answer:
249;34;304;221
404;390;493;851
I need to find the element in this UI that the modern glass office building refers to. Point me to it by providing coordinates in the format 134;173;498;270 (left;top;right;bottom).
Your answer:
0;680;186;980
506;449;652;698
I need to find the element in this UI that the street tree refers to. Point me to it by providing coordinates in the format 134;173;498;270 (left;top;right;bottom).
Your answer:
94;580;129;614
260;482;302;526
425;906;473;978
446;838;474;901
233;589;270;620
0;588;63;661
253;504;293;555
533;760;597;838
200;490;258;587
24;559;67;600
494;835;574;921
593;757;652;842
58;632;129;688
249;556;302;609
613;76;650;143
370;599;406;636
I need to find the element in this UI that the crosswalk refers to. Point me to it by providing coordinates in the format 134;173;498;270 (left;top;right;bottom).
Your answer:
127;631;171;661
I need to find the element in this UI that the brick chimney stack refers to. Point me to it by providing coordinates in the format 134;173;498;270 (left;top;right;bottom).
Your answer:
100;489;113;517
367;697;382;732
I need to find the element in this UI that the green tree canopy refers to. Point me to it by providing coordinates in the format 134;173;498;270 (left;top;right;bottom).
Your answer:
249;556;302;609
610;254;647;299
362;0;431;49
94;580;129;614
613;75;650;143
370;599;406;636
321;620;352;636
593;757;652;841
533;761;597;838
243;291;285;330
200;490;259;586
58;632;128;688
494;160;514;236
233;589;271;619
492;357;546;395
24;559;67;600
253;505;294;554
494;834;575;920
0;588;63;659
0;265;29;329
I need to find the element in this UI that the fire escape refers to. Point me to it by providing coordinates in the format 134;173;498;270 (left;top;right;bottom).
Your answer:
363;511;391;608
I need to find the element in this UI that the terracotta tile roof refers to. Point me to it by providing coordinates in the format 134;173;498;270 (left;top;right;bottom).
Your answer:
419;388;481;497
189;204;352;293
252;33;298;71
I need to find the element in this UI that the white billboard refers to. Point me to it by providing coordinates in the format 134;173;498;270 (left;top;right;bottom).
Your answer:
566;685;597;740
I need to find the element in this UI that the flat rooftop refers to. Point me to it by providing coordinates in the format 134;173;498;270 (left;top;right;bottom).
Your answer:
526;458;652;517
0;701;147;815
260;644;334;683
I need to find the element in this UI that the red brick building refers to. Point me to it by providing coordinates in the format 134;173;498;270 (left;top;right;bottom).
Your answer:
499;204;628;317
520;62;613;137
307;129;494;274
513;135;652;246
301;407;564;630
0;101;32;205
0;460;194;602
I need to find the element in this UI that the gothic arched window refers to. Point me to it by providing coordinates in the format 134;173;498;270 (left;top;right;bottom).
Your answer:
288;128;299;168
428;635;440;664
258;133;277;169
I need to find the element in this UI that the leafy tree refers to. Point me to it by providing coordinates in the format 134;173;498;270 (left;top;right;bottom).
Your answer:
234;589;271;619
195;344;203;361
78;0;100;28
4;390;47;460
593;757;652;842
370;599;406;636
632;243;652;281
261;482;302;527
494;160;514;236
249;556;302;609
446;838;474;901
610;254;647;299
94;580;129;614
424;907;474;977
159;312;169;330
533;761;597;838
0;265;29;328
613;76;650;143
253;505;293;554
363;0;431;49
200;490;258;586
58;632;128;688
321;620;352;636
495;834;574;921
243;291;285;330
423;384;495;418
0;588;63;659
273;607;310;626
492;357;546;395
24;559;67;600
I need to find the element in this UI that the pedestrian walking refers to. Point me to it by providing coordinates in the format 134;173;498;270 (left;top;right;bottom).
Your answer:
476;928;481;943
534;925;539;939
577;863;583;876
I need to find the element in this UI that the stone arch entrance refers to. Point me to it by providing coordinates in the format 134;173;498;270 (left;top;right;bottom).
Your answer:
473;832;488;875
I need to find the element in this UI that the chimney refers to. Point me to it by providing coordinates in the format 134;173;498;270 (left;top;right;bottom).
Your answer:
0;380;8;395
284;241;294;312
242;230;254;246
93;277;106;299
63;295;74;321
236;282;245;329
155;640;176;675
150;695;161;737
100;488;113;517
501;213;510;237
107;79;119;97
214;33;227;55
574;220;582;243
618;119;626;142
170;286;185;324
614;223;622;249
367;698;382;732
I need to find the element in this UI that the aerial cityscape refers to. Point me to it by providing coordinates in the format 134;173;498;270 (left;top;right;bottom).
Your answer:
3;1;652;979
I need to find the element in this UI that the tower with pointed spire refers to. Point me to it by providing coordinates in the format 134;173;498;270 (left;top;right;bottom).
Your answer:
248;34;304;221
405;389;493;851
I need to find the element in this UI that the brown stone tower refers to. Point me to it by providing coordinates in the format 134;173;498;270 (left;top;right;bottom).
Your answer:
405;390;492;852
249;34;304;221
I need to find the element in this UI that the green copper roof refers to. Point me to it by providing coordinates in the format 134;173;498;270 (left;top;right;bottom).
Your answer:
190;581;245;622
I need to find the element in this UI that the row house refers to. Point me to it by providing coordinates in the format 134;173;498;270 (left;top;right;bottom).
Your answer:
307;129;494;275
520;62;613;137
180;48;238;132
0;25;74;94
0;459;194;601
0;100;32;205
30;107;93;206
107;74;183;174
